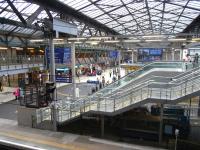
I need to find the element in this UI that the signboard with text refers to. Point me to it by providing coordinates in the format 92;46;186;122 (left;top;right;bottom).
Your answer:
46;47;71;64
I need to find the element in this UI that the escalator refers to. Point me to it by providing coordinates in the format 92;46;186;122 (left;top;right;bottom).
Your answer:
36;61;200;125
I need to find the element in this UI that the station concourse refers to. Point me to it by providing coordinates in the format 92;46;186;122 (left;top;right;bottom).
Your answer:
0;0;200;150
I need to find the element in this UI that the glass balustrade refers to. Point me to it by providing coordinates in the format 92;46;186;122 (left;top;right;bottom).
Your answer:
0;56;44;67
36;61;200;123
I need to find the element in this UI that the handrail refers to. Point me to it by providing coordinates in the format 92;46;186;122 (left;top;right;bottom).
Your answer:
89;61;184;97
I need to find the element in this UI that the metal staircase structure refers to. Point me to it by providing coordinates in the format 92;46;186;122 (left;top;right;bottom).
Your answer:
35;61;200;125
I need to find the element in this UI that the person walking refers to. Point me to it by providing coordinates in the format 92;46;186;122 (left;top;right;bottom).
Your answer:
0;81;2;92
13;87;20;100
109;70;112;78
102;76;105;87
194;53;199;68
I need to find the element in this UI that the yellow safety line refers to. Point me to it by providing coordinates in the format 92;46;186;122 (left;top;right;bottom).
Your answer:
0;130;87;150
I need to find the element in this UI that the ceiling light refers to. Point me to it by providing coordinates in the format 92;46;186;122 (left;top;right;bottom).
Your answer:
89;36;112;40
124;39;141;43
11;47;23;50
85;41;100;45
0;47;7;50
168;38;186;42
74;41;82;44
192;38;200;41
30;39;44;42
143;35;164;38
68;37;86;41
146;39;163;42
53;38;64;41
27;48;34;50
104;40;120;43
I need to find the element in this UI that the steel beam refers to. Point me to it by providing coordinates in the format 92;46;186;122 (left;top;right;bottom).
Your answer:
90;0;135;35
160;1;166;34
6;0;27;25
25;0;119;35
171;0;190;33
120;0;145;34
166;1;200;11
145;0;153;33
183;14;200;33
27;6;43;24
0;17;42;31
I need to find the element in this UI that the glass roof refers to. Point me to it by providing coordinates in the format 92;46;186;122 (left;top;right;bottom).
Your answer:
60;0;200;35
0;0;199;37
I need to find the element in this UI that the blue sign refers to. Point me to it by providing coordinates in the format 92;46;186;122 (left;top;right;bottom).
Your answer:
138;48;163;62
46;47;71;64
56;76;72;83
109;51;118;58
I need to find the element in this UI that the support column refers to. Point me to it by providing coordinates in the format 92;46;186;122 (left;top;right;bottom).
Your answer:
132;50;134;63
118;50;121;79
72;43;76;100
172;50;175;61
159;104;164;144
49;35;57;131
198;96;200;117
101;115;104;137
180;49;183;61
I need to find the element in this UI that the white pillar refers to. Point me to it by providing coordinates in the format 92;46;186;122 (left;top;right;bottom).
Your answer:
132;50;134;63
118;50;121;78
172;50;175;61
180;49;183;61
166;51;168;61
49;36;57;131
71;43;76;100
49;38;55;82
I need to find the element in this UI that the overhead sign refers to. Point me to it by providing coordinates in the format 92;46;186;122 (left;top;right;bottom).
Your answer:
109;51;118;58
53;18;78;36
138;48;163;62
46;47;71;64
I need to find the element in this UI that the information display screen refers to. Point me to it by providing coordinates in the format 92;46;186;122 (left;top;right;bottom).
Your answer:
46;47;71;64
138;48;163;62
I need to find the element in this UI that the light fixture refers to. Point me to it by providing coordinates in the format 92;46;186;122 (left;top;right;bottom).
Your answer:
74;41;82;44
89;36;111;40
104;40;120;43
0;47;7;50
68;37;86;41
27;48;35;50
124;39;141;43
85;41;99;44
53;38;64;41
30;39;44;42
192;38;200;41
168;38;186;42
11;47;23;50
146;39;163;42
143;35;164;38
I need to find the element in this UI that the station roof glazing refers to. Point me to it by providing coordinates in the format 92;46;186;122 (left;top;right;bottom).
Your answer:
59;0;200;35
0;0;200;37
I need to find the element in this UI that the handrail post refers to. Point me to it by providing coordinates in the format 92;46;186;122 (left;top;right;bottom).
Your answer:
170;87;172;100
114;97;116;112
185;80;187;96
160;88;162;99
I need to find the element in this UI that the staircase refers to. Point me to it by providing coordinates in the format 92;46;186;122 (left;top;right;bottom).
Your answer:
36;61;200;124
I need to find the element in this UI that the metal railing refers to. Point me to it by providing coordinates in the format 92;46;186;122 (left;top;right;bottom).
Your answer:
0;55;44;67
55;72;200;123
36;61;200;124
